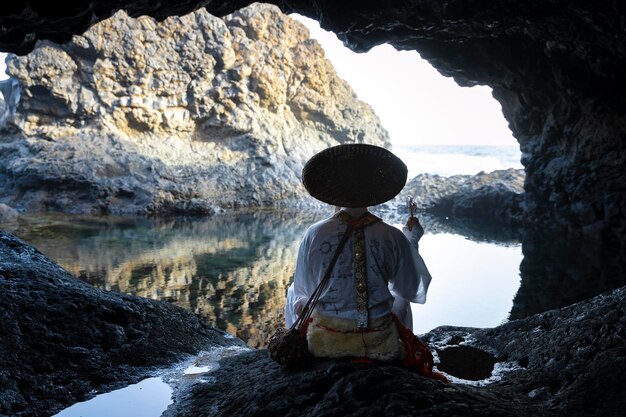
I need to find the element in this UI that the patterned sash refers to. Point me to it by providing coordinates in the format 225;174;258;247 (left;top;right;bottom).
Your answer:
335;211;381;329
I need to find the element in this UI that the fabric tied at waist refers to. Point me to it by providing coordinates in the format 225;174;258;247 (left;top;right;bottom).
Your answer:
306;312;403;362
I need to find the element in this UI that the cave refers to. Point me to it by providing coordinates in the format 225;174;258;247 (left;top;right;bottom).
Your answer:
1;2;625;417
1;0;625;246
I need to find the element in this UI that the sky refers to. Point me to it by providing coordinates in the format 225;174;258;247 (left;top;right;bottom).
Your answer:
292;15;516;147
0;16;517;147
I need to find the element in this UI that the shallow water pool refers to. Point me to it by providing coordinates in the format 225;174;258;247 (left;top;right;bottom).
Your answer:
9;210;526;346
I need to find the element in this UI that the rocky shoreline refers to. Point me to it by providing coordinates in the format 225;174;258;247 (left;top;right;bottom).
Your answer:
0;3;526;228
162;287;625;417
376;168;526;227
1;231;623;417
0;168;527;233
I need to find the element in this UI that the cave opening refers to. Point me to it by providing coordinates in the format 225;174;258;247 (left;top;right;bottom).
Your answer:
1;2;625;416
292;14;523;178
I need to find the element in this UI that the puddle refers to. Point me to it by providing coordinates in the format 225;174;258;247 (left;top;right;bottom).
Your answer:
52;377;173;417
427;331;520;386
52;345;250;417
437;345;499;381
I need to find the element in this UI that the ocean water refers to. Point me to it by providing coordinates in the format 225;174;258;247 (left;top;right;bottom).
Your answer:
394;145;523;178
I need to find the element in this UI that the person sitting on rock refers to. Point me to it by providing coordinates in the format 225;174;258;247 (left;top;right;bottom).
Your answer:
284;144;447;381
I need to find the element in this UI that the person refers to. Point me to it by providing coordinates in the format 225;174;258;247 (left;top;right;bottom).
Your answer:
284;143;447;381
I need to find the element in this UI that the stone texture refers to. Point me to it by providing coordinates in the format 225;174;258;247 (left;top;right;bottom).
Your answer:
0;231;246;417
4;0;623;245
0;4;388;215
1;224;624;417
164;287;626;417
383;168;525;226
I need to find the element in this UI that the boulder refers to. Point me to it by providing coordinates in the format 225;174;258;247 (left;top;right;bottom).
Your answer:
380;169;525;226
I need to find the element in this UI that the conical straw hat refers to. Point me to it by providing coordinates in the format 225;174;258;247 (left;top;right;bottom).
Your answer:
302;144;407;208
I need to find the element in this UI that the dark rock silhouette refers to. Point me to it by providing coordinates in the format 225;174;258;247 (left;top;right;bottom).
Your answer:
0;231;246;417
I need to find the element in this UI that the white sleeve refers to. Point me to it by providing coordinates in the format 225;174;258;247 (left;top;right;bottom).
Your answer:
388;228;432;305
284;229;315;326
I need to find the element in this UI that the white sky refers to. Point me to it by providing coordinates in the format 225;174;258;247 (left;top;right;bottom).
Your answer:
293;15;516;147
0;16;516;147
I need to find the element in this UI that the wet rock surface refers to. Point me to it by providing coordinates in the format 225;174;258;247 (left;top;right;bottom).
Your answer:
0;4;387;215
0;231;246;417
166;286;625;417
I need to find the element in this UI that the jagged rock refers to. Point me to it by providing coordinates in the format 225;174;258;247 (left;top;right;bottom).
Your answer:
0;231;246;417
379;169;525;226
2;1;625;244
0;4;388;215
163;287;626;417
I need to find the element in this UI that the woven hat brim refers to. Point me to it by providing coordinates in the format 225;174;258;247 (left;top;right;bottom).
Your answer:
302;144;407;208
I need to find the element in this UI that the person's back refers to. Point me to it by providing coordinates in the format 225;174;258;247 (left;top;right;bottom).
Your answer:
280;144;447;381
286;206;431;360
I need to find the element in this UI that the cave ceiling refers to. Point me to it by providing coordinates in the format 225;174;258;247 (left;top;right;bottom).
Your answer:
2;1;624;86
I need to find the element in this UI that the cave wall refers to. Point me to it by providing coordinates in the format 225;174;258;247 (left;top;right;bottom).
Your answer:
1;0;625;244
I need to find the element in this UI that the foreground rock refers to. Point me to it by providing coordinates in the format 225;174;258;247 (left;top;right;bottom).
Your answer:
0;4;388;215
0;231;246;417
165;286;626;417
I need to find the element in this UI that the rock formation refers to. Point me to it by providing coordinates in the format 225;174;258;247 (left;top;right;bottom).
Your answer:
0;4;389;215
3;0;623;245
0;231;247;417
162;286;626;417
386;168;525;226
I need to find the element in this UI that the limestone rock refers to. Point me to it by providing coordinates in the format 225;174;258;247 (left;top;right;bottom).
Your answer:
0;4;389;215
2;0;624;244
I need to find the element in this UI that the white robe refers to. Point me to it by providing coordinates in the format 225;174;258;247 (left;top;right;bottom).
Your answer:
285;209;431;332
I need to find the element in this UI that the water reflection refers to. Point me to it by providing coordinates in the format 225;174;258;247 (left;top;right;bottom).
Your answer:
412;233;522;334
511;232;626;319
9;211;624;348
15;211;315;348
